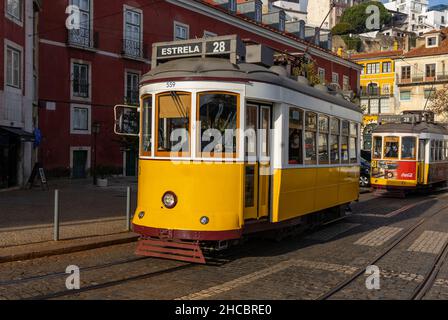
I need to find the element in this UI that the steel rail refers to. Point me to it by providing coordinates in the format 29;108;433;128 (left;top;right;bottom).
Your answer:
318;202;448;300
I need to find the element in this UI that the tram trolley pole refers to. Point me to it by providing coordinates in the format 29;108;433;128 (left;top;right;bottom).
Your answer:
126;186;131;231
54;189;60;241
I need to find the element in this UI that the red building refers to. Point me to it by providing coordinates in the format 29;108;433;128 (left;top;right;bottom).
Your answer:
37;0;361;178
0;0;41;189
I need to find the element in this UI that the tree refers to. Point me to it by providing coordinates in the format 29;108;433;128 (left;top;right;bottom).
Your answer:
428;85;448;118
332;1;392;35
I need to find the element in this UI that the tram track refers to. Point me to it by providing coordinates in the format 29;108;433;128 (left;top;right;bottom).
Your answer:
317;201;448;300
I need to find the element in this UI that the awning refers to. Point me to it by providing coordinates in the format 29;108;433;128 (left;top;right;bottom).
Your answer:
0;126;35;142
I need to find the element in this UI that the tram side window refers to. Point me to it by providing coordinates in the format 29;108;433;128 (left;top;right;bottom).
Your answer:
341;120;349;164
384;136;399;159
156;92;191;156
439;141;443;161
373;136;382;159
305;112;317;165
349;122;358;163
401;137;416;160
330;118;340;164
319;115;330;164
142;96;152;154
288;108;303;165
431;140;436;162
198;92;238;157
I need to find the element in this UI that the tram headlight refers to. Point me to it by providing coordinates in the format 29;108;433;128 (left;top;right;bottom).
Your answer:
162;191;177;209
200;216;210;225
138;211;145;219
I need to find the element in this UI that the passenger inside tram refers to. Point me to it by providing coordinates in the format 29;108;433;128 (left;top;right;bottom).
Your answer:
384;137;399;159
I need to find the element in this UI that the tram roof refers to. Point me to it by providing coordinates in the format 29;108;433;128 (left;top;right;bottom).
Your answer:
373;122;448;135
141;57;361;113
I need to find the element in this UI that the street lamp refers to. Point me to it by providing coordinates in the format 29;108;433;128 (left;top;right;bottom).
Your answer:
92;122;101;185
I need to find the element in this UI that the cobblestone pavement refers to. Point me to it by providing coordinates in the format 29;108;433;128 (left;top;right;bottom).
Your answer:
2;191;448;300
0;177;137;247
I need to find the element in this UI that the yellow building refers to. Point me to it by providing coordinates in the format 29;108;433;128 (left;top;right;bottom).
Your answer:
351;50;404;149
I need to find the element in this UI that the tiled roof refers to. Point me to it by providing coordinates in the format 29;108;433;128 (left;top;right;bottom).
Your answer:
403;28;448;58
351;50;404;60
194;0;359;66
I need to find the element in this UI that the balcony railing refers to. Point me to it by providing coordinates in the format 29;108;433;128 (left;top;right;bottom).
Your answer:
68;27;92;48
125;90;139;106
360;87;393;97
122;39;146;59
398;73;448;85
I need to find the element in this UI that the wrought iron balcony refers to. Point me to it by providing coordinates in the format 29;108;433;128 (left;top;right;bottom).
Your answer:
68;27;92;48
360;87;393;97
398;72;448;85
122;39;146;59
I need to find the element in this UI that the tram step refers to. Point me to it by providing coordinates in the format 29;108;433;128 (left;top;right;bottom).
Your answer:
135;238;206;264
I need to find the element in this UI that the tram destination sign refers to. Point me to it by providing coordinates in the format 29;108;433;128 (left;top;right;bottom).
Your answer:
152;35;245;66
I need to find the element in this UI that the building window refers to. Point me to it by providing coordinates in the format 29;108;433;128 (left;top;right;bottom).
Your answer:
203;31;217;38
332;72;339;84
124;8;142;58
72;62;90;98
380;98;390;113
401;66;411;80
125;72;140;105
426;36;437;47
367;63;380;74
70;104;91;134
6;46;21;88
6;0;22;22
318;68;326;84
370;99;379;114
382;84;391;95
382;61;392;73
343;75;350;90
400;91;411;101
426;64;436;79
424;88;436;99
174;22;189;40
68;0;92;47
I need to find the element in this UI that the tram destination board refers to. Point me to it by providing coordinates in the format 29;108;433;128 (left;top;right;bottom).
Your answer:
152;35;245;66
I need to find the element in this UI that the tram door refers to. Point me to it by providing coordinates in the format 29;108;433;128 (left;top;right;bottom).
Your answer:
244;104;271;220
418;139;427;184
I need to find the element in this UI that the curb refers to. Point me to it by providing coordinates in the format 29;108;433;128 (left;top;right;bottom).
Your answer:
0;232;139;264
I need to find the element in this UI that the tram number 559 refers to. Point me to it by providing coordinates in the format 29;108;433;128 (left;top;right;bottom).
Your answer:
166;81;176;88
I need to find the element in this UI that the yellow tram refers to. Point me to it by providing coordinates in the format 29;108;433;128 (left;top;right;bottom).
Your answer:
371;111;448;193
114;36;362;263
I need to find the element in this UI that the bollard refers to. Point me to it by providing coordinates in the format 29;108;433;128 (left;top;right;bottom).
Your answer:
126;186;131;231
54;189;60;241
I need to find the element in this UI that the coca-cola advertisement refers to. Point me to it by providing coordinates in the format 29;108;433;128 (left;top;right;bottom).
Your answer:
372;161;417;181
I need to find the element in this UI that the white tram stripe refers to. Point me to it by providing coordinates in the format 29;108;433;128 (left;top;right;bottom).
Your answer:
354;226;403;247
408;231;448;254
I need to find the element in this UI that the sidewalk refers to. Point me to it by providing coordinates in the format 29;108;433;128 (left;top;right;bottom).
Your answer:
0;177;139;251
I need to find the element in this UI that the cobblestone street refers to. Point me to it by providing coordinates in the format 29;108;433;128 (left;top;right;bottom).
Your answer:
2;191;448;300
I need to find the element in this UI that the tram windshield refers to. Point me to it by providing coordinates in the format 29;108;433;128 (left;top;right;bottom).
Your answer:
198;93;238;156
401;136;417;160
156;92;191;156
384;136;399;159
373;136;382;159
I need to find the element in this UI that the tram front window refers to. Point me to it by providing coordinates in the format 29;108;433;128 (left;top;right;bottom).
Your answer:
198;93;238;157
384;136;399;159
373;136;382;159
156;92;191;156
401;137;417;160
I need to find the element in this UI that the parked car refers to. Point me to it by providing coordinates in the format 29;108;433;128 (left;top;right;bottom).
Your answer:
360;157;371;188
